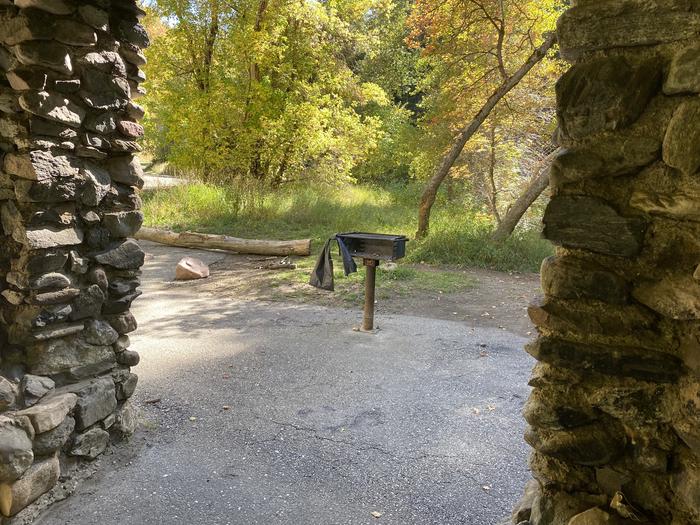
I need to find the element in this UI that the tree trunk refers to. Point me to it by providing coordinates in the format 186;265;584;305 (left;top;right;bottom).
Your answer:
486;123;502;226
415;32;557;239
490;149;558;243
135;227;312;256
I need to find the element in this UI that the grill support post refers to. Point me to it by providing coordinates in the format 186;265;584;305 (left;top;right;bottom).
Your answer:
362;258;378;331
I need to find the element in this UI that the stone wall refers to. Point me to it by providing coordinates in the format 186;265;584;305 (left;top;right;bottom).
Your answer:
0;0;146;518
515;2;700;525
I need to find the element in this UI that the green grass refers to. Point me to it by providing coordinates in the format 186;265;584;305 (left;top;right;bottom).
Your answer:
142;181;553;273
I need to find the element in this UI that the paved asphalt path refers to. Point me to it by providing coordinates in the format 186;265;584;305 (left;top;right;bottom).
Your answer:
36;242;534;525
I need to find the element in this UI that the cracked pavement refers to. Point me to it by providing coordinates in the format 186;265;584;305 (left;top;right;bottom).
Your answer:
36;242;535;525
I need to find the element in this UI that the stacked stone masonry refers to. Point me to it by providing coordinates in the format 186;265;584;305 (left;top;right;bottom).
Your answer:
0;0;146;519
515;1;700;525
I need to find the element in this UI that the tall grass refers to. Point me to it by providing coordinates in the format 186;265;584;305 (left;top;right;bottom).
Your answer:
142;181;553;272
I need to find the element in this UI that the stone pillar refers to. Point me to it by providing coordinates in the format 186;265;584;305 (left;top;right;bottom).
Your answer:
0;1;146;518
515;2;700;524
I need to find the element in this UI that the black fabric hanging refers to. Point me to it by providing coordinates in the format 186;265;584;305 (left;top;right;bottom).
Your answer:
309;236;357;291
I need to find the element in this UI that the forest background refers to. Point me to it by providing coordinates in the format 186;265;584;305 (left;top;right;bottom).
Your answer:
139;0;564;272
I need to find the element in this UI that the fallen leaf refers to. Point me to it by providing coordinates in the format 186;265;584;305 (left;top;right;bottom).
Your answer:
222;405;231;410
472;408;481;415
482;485;491;491
189;417;197;422
371;511;383;518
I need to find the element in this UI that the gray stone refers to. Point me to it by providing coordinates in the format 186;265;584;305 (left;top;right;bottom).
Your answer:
665;43;700;94
14;0;75;15
101;413;115;430
26;251;69;277
15;176;81;203
94;240;144;270
55;377;117;431
14;41;72;75
113;401;137;438
116;373;137;401
103;290;141;314
117;120;143;138
116;350;140;367
88;266;109;292
566;507;616;525
630;163;700;221
114;335;130;353
80;162;111;206
30;272;70;291
117;20;149;49
6;68;46;91
103;210;143;238
33;416;74;456
19;90;85;128
512;479;540;524
26;336;114;380
125;101;145;120
24;225;83;250
80;70;129;111
30;322;84;342
84;112;116;134
107;155;144;188
663;99;700;176
526;423;625;468
79;51;126;77
556;57;661;141
542;196;647;258
69;250;88;274
31;288;80;306
70;427;109;459
4;150;79;182
0;378;16;411
15;393;77;434
69;284;105;320
53;79;81;94
79;5;109;30
19;375;54;407
106;311;137;335
84;319;118;346
0;416;33;483
54;19;97;47
0;456;59;518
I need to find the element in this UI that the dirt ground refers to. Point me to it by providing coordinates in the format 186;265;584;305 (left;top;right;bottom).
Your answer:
150;249;541;338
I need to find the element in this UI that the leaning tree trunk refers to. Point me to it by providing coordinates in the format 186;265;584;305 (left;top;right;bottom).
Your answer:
490;149;559;243
415;32;557;239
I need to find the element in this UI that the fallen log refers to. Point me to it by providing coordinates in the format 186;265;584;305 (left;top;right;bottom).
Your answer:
135;227;311;256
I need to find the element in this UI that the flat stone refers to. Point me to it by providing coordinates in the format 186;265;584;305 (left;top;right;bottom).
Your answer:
27;336;114;381
103;210;143;238
15;176;81;203
15;393;76;434
665;43;700;94
31;319;83;340
54;19;97;47
14;0;75;15
19;375;54;407
630;163;700;221
80;162;111;206
107;156;144;188
4;150;79;182
14;41;72;75
103;290;142;314
26;251;69;277
79;4;108;30
663;99;700;176
175;257;210;280
525;423;625;467
24;225;83;250
568;507;616;524
671;456;700;520
114;335;130;352
84;319;119;346
0;417;33;483
125;101;145;120
512;479;540;524
543;196;647;257
527;336;682;383
31;288;80;306
94;240;145;270
108;279;139;298
117;120;143;138
101;413;115;430
106;312;137;335
70;427;109;459
69;250;88;275
53;79;81;94
556;57;661;140
69;284;105;321
79;71;129;111
19;91;85;128
33;416;74;456
0;456;59;517
54;377;116;430
633;275;700;320
117;20;149;48
33;305;72;329
79;51;126;77
84;112;116;134
110;139;142;153
6;68;46;91
540;256;628;304
557;2;700;60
